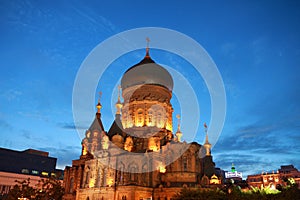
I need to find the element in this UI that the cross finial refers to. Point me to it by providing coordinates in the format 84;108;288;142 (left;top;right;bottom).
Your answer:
145;37;150;57
204;122;208;133
117;85;121;102
96;91;102;114
115;86;123;115
203;122;210;144
98;91;102;103
176;114;181;131
146;37;150;48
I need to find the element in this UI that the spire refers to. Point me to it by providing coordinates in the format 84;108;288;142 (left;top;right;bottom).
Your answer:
87;91;105;136
175;114;182;142
108;85;124;140
204;122;210;144
231;163;236;172
115;85;123;115
203;122;211;156
96;92;102;115
176;114;181;132
145;37;150;58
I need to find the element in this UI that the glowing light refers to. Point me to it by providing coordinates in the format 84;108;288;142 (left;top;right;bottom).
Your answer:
166;123;172;131
158;162;166;173
41;172;49;176
270;184;276;190
136;121;144;127
89;179;95;188
82;146;88;155
263;179;267;183
148;137;159;152
210;174;221;184
225;171;242;179
124;137;133;152
107;178;114;187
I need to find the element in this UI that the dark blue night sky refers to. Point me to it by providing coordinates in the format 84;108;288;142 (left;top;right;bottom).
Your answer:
0;0;299;177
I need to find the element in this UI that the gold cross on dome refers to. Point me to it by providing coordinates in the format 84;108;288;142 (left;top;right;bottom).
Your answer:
117;85;121;100
146;37;150;48
98;91;102;102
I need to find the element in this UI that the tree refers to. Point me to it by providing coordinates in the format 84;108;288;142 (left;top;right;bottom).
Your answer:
5;178;35;200
173;188;227;200
35;178;64;200
4;178;64;200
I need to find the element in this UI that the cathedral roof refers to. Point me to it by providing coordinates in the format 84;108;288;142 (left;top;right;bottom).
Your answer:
121;48;174;91
88;113;105;133
107;114;124;139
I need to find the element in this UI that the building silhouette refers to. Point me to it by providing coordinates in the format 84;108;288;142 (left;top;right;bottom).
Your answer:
0;147;63;198
63;47;217;200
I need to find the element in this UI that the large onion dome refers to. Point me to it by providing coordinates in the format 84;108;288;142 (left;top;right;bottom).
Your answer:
121;49;173;91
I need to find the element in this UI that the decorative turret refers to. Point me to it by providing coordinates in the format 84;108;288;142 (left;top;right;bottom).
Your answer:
175;114;182;142
81;92;106;157
108;87;125;145
96;92;102;118
203;122;211;156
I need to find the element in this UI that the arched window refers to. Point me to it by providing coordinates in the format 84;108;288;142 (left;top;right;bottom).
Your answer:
183;157;188;172
166;152;172;172
93;131;98;137
128;112;133;127
136;109;144;127
118;163;125;185
122;112;127;128
85;171;89;184
157;112;162;128
69;177;74;193
129;164;138;182
148;109;153;126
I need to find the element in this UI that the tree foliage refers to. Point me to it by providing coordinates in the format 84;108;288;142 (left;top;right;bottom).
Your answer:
4;178;64;200
174;184;300;200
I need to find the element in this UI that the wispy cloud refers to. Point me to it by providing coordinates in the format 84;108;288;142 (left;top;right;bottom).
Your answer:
1;89;22;101
18;111;49;121
39;145;81;169
21;129;31;139
57;122;87;130
0;119;13;130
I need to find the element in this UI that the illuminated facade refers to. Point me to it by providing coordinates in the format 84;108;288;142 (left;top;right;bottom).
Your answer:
63;48;216;200
247;165;300;189
209;174;221;185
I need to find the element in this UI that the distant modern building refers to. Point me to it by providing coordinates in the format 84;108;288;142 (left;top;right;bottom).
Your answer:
247;165;300;189
63;47;217;200
0;147;63;198
225;163;243;183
